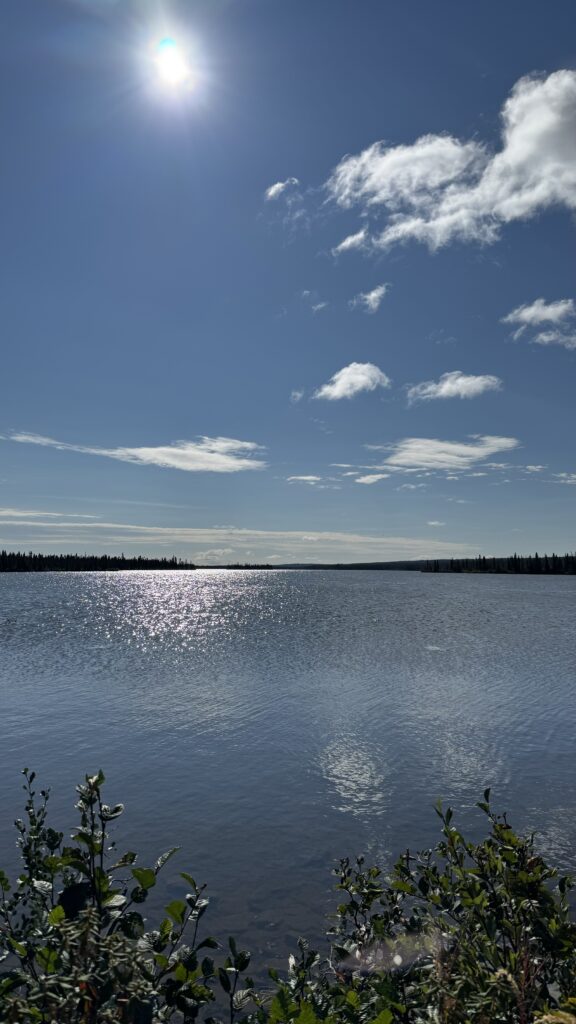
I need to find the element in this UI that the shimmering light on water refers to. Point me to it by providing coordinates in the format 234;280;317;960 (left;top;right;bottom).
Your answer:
0;570;575;955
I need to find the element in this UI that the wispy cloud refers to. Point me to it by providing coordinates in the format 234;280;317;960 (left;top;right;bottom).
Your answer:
349;282;390;313
407;370;502;404
7;432;267;473
313;362;391;400
355;473;389;485
332;227;367;255
264;177;300;201
301;289;328;313
0;516;475;562
502;297;576;349
286;475;322;485
427;521;446;527
369;435;520;472
0;507;99;519
326;70;576;251
290;389;304;404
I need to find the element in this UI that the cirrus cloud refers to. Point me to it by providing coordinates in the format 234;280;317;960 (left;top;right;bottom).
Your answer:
6;432;267;473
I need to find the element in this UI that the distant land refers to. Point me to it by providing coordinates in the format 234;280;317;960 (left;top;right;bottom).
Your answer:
1;550;575;574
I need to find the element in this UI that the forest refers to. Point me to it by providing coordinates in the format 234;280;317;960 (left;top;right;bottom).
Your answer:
0;551;196;572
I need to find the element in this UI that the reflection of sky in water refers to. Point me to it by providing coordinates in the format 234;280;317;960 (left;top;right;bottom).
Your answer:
0;569;575;949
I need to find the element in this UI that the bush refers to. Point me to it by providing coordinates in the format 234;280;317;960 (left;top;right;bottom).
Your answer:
1;771;575;1022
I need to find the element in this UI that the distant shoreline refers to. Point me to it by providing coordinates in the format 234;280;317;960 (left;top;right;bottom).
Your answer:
1;551;575;574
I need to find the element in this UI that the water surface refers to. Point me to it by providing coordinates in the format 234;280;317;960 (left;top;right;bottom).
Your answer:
0;570;574;958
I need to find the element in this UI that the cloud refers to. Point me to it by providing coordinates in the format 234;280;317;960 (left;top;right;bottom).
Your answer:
191;548;234;562
332;227;368;255
531;330;576;349
313;362;391;400
302;289;328;313
369;435;520;472
427;521;446;527
502;297;576;347
264;177;300;201
554;473;576;485
407;370;502;404
355;473;389;485
0;507;98;519
287;475;322;485
350;283;390;313
290;389;304;403
8;432;266;473
326;70;576;251
0;516;475;562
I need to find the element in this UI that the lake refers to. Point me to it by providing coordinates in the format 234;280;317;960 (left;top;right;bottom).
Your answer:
0;569;574;962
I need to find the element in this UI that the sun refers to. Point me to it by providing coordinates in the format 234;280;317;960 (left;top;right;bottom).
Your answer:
154;38;192;88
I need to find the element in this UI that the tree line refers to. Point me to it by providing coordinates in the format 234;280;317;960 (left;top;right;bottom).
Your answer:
0;551;196;572
423;551;576;574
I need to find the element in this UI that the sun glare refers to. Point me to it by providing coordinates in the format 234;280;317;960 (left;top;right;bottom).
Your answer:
155;38;192;88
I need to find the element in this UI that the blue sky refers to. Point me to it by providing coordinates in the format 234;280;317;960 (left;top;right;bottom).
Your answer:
1;0;575;563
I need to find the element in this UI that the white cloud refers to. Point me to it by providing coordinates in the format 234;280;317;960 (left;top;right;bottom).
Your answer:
350;282;390;313
525;464;547;472
0;516;475;562
0;507;98;519
407;370;502;404
532;329;576;350
314;362;391;400
502;298;576;347
265;177;300;201
290;389;304;403
396;483;427;491
192;548;234;562
502;297;575;337
427;521;446;527
332;227;368;255
554;473;576;485
355;473;389;485
8;432;266;473
287;475;322;485
327;71;576;251
370;435;520;471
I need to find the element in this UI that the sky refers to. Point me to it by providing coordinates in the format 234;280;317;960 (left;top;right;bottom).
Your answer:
1;0;575;564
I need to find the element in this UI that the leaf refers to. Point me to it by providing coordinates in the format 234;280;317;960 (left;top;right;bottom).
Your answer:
48;905;65;925
294;1003;318;1024
218;967;231;993
32;880;52;895
371;1012;393;1024
166;899;187;925
101;803;124;821
132;868;156;891
233;989;254;1011
154;847;180;873
37;946;58;974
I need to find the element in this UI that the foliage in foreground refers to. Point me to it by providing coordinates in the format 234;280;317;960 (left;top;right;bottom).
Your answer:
1;772;575;1023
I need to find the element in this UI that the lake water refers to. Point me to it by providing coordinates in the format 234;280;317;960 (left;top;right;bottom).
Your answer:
0;570;575;962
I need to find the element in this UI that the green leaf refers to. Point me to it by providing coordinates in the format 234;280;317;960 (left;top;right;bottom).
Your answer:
48;905;65;925
37;946;58;974
371;1012;393;1024
8;939;27;958
295;1003;318;1024
132;867;156;891
166;899;187;924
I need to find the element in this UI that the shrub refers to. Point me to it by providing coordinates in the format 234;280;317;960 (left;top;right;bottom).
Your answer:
1;771;575;1022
